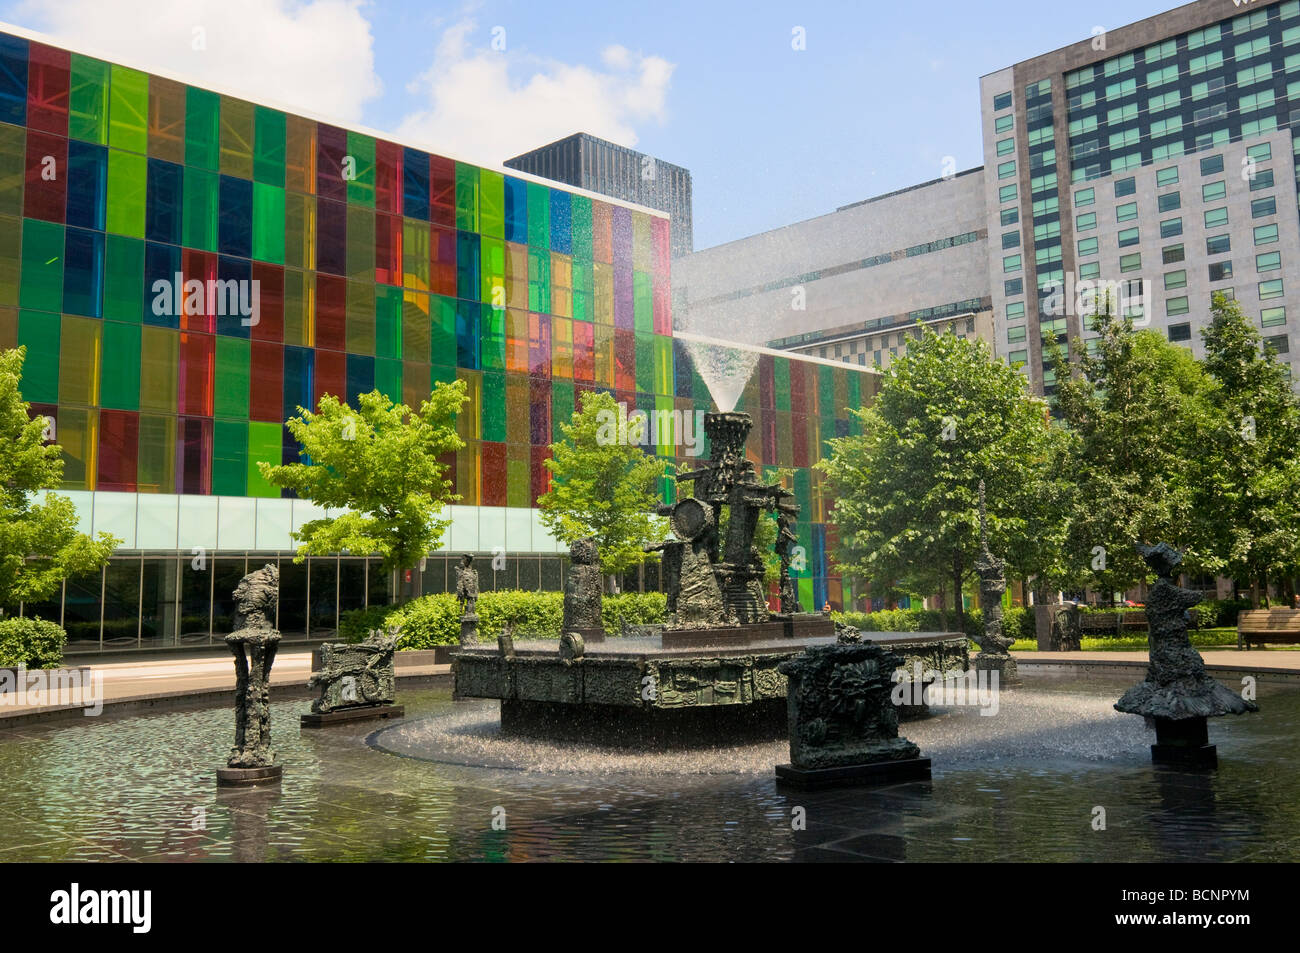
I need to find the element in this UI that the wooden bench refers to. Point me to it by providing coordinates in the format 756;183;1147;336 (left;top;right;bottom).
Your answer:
1237;609;1300;649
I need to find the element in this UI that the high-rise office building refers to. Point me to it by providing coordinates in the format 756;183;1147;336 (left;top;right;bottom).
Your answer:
506;132;694;258
982;0;1300;392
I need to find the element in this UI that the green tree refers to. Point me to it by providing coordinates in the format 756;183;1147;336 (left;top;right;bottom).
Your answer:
538;390;668;577
259;383;467;576
1194;292;1300;605
0;347;118;611
1048;305;1213;592
818;328;1061;627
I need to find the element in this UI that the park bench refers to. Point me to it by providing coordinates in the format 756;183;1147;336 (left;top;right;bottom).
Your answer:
1237;609;1300;650
1078;611;1149;637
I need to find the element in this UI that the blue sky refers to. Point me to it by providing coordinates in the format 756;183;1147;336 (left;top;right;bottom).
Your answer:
3;0;1180;248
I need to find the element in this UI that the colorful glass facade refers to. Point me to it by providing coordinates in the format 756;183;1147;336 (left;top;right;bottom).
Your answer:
0;27;878;647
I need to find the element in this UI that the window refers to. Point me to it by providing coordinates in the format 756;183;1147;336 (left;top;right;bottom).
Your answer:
1202;181;1227;202
1167;299;1190;318
1161;218;1183;238
1252;196;1276;218
1201;154;1224;175
1207;235;1232;255
999;184;1018;204
1116;202;1138;223
1079;261;1101;280
1005;278;1023;296
1007;325;1026;343
1168;321;1192;341
994;91;1013;112
1204;208;1229;229
1163;244;1185;264
1158;192;1181;212
1260;279;1285;300
995;114;1014;134
1120;253;1142;273
1261;306;1287;327
1001;209;1022;229
1114;177;1136;197
1003;231;1021;249
1078;237;1099;256
1075;187;1095;207
1118;228;1140;248
997;138;1015;157
1003;254;1022;273
1156;166;1179;187
1257;251;1282;272
1255;224;1279;245
1008;349;1028;366
998;160;1017;179
1165;270;1188;290
1209;261;1233;282
1247;142;1273;162
1265;334;1290;354
1076;212;1097;231
1249;169;1275;191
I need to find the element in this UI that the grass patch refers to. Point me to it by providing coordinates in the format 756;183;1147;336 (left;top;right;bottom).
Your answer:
1010;628;1241;652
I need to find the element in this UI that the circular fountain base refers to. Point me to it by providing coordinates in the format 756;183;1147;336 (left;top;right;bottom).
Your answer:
500;697;788;746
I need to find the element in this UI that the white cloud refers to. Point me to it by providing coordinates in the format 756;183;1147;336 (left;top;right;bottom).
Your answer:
9;0;382;122
395;18;674;167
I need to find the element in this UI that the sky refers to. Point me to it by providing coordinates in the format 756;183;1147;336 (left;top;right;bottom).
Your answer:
1;0;1183;250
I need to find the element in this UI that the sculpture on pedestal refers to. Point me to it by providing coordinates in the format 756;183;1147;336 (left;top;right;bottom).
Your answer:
1115;542;1257;766
562;538;605;640
775;637;931;787
220;564;282;784
455;553;480;645
303;626;400;724
971;481;1020;687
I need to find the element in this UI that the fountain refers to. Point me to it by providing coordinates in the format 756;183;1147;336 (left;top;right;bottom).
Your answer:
453;409;970;745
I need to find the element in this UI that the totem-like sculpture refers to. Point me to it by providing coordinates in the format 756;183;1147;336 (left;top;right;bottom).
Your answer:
455;553;480;645
972;481;1020;687
219;564;282;785
302;627;400;725
775;633;931;787
652;412;800;628
1115;542;1258;766
562;538;606;641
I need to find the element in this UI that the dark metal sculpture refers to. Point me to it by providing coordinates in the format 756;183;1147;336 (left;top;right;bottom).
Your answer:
455;554;479;645
775;637;930;787
220;564;282;784
308;628;397;714
1115;542;1257;766
562;538;605;640
972;481;1021;687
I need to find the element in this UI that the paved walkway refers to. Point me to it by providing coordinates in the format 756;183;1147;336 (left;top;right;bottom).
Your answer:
1015;648;1300;671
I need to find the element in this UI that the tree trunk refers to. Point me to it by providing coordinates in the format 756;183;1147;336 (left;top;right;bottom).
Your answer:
935;579;948;632
1250;576;1260;609
1262;570;1271;609
952;552;964;633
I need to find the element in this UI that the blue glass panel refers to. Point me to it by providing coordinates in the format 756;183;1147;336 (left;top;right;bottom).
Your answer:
0;34;28;126
145;158;183;245
66;141;107;231
550;189;571;254
504;176;528;244
402;146;429;220
456;230;479;301
345;353;374;407
282;344;314;421
143;241;181;328
455;298;479;370
215;255;251;338
63;227;104;318
217;174;252;258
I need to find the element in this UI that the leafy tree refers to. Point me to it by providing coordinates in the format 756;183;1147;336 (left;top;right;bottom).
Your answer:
538;390;668;577
1194;292;1300;605
1048;305;1213;592
0;347;118;611
818;328;1062;627
259;383;467;575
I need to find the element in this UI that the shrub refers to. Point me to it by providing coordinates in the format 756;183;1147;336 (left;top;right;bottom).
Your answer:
1194;598;1252;628
602;592;668;633
834;608;983;641
0;616;67;669
338;605;397;643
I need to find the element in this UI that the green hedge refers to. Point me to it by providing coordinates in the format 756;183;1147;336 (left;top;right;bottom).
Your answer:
0;616;68;669
339;590;669;649
833;606;1037;644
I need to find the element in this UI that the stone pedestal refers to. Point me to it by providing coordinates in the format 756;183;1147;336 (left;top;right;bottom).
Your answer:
217;764;283;787
1151;716;1217;767
300;704;404;727
974;652;1021;688
459;613;479;646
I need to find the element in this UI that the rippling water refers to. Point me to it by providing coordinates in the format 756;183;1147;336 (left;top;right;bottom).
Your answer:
0;673;1296;862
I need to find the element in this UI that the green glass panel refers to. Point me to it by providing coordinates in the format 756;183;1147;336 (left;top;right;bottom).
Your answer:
374;357;402;402
20;219;64;313
633;271;652;333
526;183;550;249
139;327;178;414
432;364;457;388
185;87;220;171
137;413;175;493
346;131;375;207
431;295;455;366
0;124;24;219
480;236;505;305
346;281;375;355
506;446;529;507
103;235;144;323
246;421;281;497
219;97;255;180
774;359;791;411
100;321;142;410
571;260;592;323
59;316;101;406
106;149;147;238
0;215;20;307
376;285;402;360
212;419;248;496
818;365;834;415
570;195;592;261
481;304;505;372
69;55;110;144
399;290;428;363
346;205;374;280
479;169;504;239
17;310;60;402
551;380;574;443
182;167;218;251
455;163;479;232
214;337;250;419
528;248;550;313
108;65;149;154
481;370;506;442
253;107;286;187
654;336;672;396
251;182;285;263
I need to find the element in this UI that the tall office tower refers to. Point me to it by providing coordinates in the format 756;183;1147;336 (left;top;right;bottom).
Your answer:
506;133;694;258
982;0;1300;393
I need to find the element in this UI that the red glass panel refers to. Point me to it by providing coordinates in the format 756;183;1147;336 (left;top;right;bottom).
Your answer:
374;140;403;214
26;43;70;137
315;273;346;351
249;341;284;421
530;444;550;503
481;440;506;507
181;249;217;332
792;413;809;468
250;262;284;342
99;410;139;492
315;123;347;202
572;321;593;383
430;224;456;297
314;348;346;407
429;155;455;228
528;312;550;378
24;130;67;222
178;332;214;416
177;415;212;495
614;329;635;393
375;212;401;285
